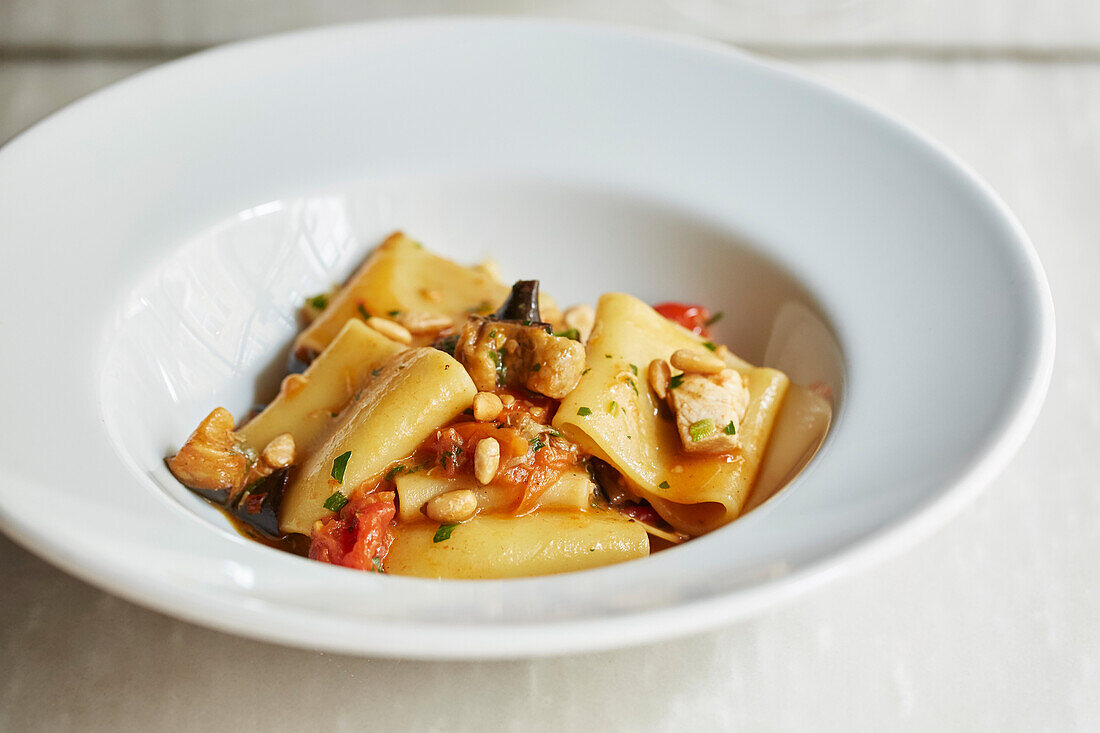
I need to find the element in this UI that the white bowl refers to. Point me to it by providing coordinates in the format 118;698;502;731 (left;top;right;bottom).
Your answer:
0;19;1053;658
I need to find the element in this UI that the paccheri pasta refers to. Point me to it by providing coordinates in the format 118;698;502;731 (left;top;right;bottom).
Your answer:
165;232;832;578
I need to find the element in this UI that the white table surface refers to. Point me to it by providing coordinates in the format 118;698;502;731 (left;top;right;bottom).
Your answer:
1;6;1098;731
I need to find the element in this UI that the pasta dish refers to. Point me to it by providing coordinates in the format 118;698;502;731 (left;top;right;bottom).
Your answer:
166;233;831;578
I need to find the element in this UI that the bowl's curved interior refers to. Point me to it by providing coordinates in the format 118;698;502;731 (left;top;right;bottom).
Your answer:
0;19;1052;657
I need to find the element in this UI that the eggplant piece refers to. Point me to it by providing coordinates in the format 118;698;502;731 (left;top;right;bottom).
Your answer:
231;468;290;539
492;280;551;332
454;316;586;398
433;332;460;357
168;468;233;505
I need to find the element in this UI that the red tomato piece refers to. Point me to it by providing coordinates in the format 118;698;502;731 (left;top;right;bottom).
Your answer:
653;302;713;337
309;491;396;571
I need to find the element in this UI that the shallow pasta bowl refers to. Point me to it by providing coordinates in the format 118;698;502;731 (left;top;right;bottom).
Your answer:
0;19;1053;658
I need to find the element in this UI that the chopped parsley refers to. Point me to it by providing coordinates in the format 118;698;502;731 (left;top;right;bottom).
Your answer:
669;374;685;389
306;293;328;310
703;341;718;352
604;354;612;359
629;363;638;376
724;421;737;435
577;406;592;416
385;464;406;481
371;557;385;573
530;363;542;372
689;419;715;442
433;523;458;543
628;379;638;396
581;368;591;376
387;309;401;317
488;329;497;338
331;451;352;483
705;311;724;326
607;400;618;415
440;447;463;469
371;368;383;378
323;491;348;512
529;436;546;452
357;303;370;320
658;481;670;489
554;328;581;341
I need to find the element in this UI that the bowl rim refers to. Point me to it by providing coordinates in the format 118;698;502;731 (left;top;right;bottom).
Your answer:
0;16;1055;659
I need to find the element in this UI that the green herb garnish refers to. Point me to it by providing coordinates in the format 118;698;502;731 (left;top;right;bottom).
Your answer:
307;293;328;310
703;341;717;352
658;481;670;489
705;311;723;326
433;523;458;543
607;400;618;415
531;363;542;372
577;407;592;416
387;309;401;317
669;374;685;389
371;557;385;573
385;464;405;481
554;328;581;341
689;419;715;442
724;421;737;435
371;368;383;377
331;451;352;483
629;363;638;376
581;368;591;376
323;491;348;512
529;436;546;452
357;303;370;320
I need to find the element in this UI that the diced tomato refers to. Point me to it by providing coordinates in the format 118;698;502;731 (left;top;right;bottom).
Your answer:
309;491;396;571
653;302;713;337
419;411;578;512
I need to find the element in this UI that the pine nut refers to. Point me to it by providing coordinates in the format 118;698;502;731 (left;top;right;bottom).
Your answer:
670;348;725;375
648;359;671;399
281;373;309;397
563;304;595;341
473;391;504;422
261;433;295;469
500;394;516;407
425;489;478;523
474;438;500;485
366;316;413;344
400;311;453;335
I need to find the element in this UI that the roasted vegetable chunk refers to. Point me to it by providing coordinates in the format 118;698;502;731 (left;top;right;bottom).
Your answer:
455;316;585;398
165;407;251;501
